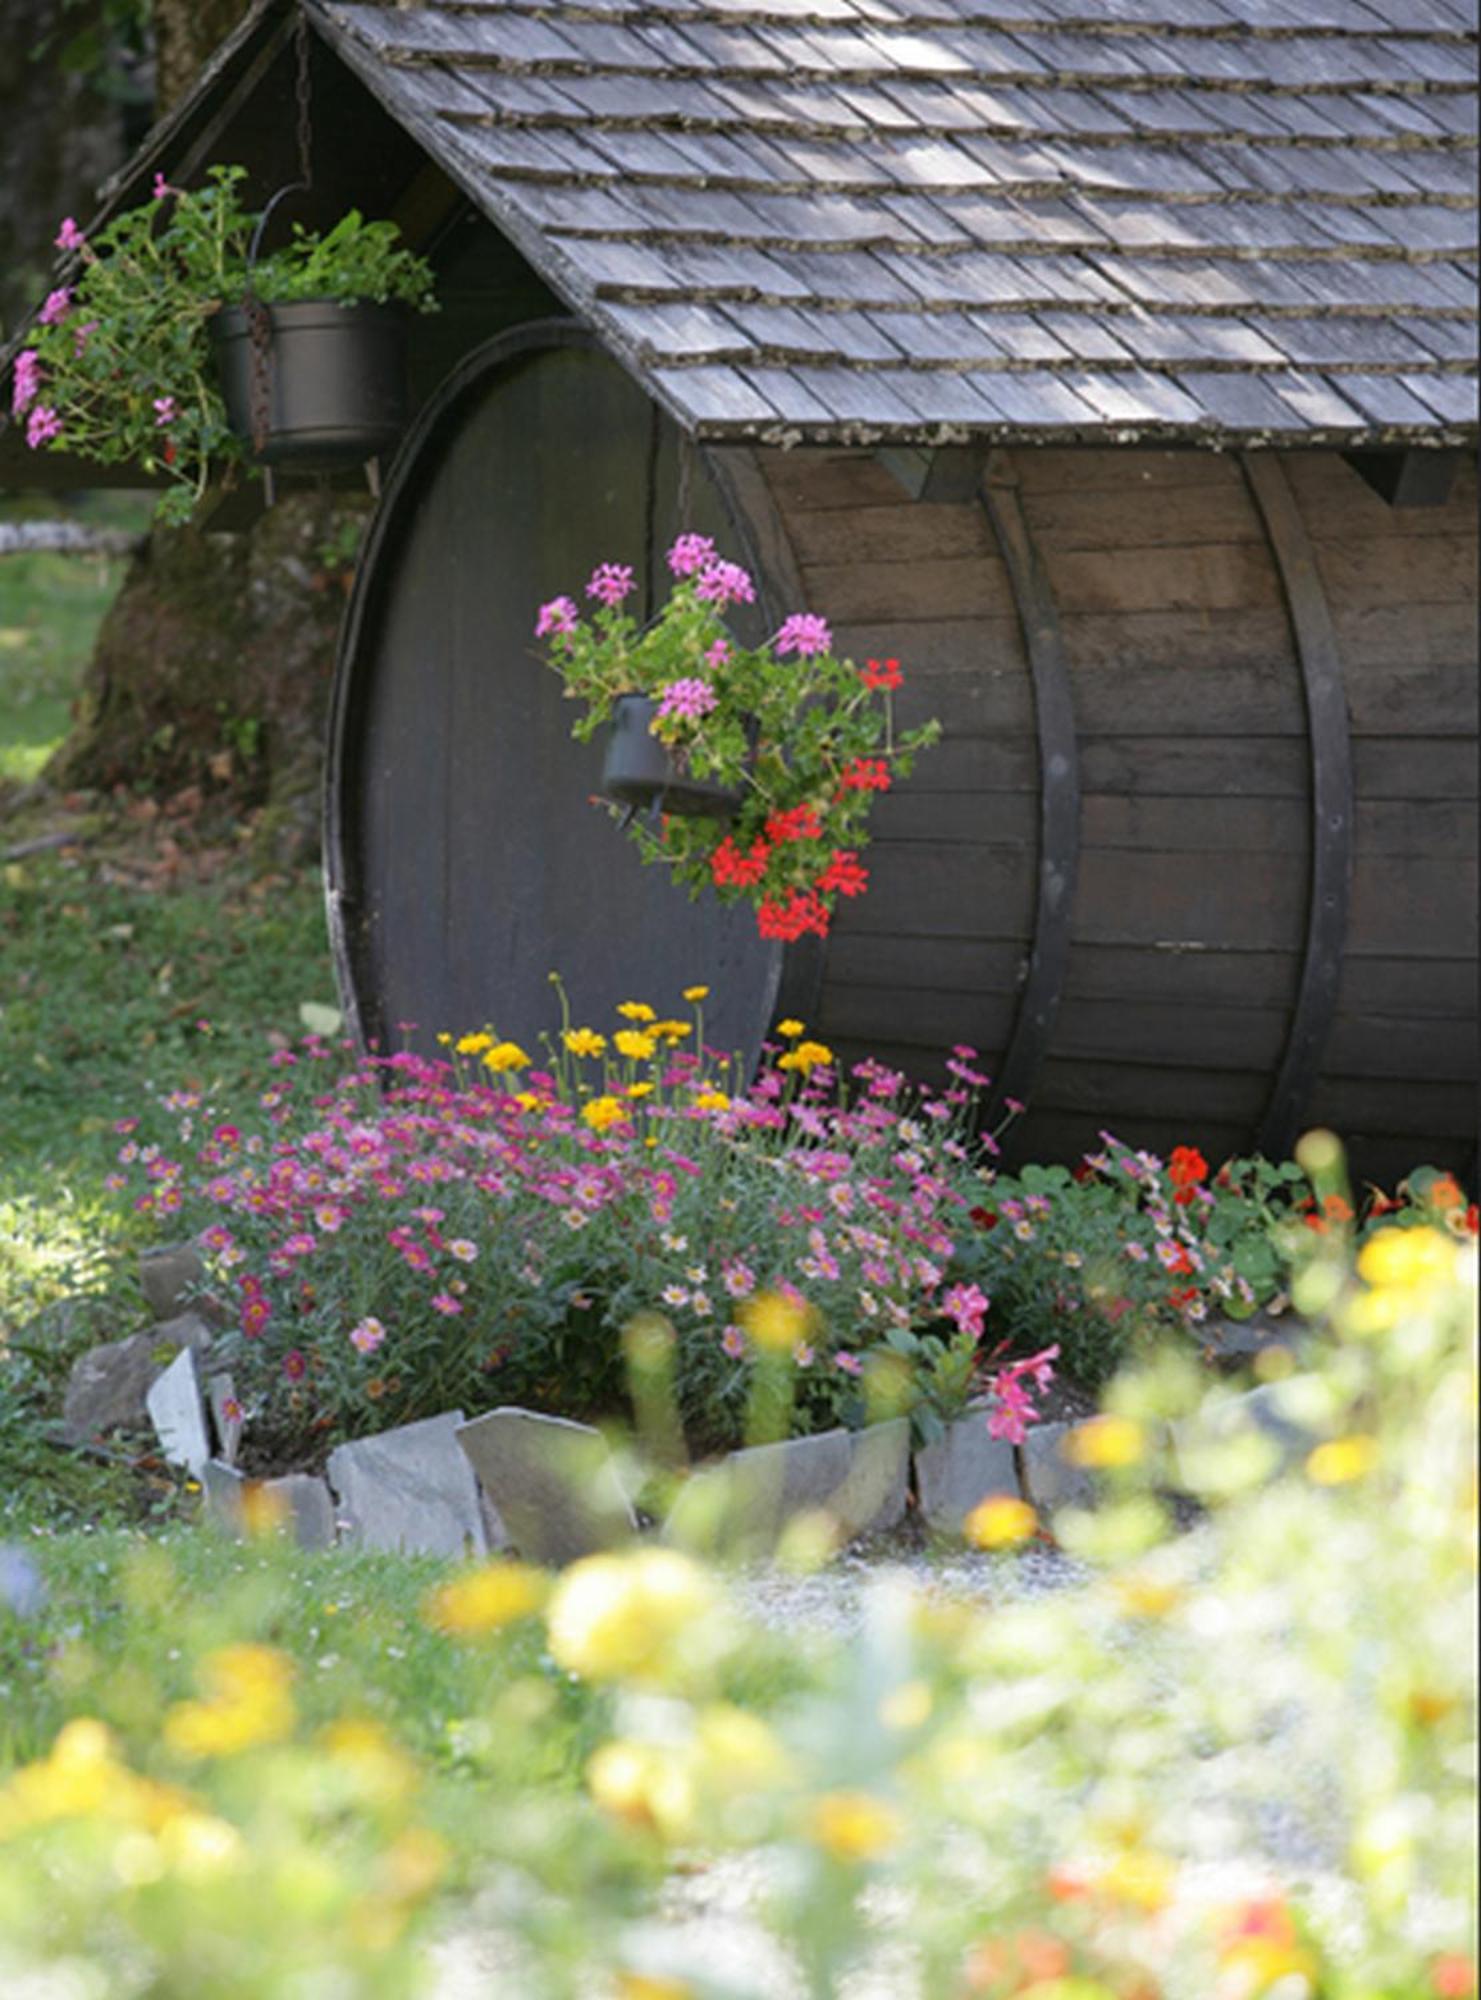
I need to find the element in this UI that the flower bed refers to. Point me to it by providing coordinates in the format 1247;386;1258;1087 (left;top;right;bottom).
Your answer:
105;983;1475;1477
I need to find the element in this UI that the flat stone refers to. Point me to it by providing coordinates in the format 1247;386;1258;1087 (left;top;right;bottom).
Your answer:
206;1373;242;1466
666;1421;910;1557
456;1409;636;1567
139;1244;207;1320
914;1403;1020;1535
61;1312;216;1444
1019;1420;1099;1517
265;1474;336;1550
145;1346;212;1476
200;1458;246;1534
199;1461;336;1548
328;1412;489;1560
1200;1310;1306;1364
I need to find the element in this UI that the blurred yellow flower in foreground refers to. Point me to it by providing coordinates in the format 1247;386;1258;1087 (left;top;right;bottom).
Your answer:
455;1031;492;1055
682;985;709;1002
587;1740;696;1841
1306;1434;1380;1486
583;1095;626;1132
1358;1226;1455;1294
163;1643;296;1760
615;1029;658;1061
0;1718;194;1840
807;1789;901;1863
963;1494;1037;1550
563;1027;607;1058
741;1289;817;1356
616;1976;694;2000
547;1548;724;1687
617;1001;657;1022
692;1089;730;1111
423;1562;549;1637
1063;1414;1146;1470
776;1018;804;1038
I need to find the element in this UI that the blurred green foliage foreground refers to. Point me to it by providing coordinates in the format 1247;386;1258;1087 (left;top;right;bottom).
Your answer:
1;1184;1475;2000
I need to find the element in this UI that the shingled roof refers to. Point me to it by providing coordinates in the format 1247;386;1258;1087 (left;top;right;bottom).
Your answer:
304;0;1480;446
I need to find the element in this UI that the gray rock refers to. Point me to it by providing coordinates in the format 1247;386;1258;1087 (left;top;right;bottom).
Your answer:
139;1244;207;1320
145;1346;212;1476
265;1474;336;1550
199;1461;335;1549
666;1421;911;1557
329;1412;489;1560
200;1458;246;1534
1019;1420;1100;1517
456;1409;636;1567
914;1403;1020;1535
61;1312;215;1443
206;1373;242;1466
1200;1310;1306;1364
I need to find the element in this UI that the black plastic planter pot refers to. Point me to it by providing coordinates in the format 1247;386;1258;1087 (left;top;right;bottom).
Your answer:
600;694;741;819
212;300;408;466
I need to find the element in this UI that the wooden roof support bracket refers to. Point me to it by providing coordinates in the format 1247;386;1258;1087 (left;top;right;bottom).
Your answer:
1341;449;1461;510
876;444;992;505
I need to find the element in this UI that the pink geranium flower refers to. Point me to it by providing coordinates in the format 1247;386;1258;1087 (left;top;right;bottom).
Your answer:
667;531;718;576
38;288;73;326
25;405;61;449
54;217;86;251
586;561;635;608
11;351;41;417
774;613;832;658
535;596;579;639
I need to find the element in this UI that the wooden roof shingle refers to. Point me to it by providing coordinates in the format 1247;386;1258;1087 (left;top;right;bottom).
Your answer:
305;0;1478;445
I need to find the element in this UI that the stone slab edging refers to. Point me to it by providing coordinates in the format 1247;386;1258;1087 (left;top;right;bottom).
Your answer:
98;1244;1317;1557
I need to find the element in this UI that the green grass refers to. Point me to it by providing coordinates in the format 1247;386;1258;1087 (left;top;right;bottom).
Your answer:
0;1525;599;1781
0;495;151;784
1;493;340;1525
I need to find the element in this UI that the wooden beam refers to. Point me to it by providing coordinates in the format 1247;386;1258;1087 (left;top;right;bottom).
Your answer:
979;447;1081;1128
1241;451;1355;1162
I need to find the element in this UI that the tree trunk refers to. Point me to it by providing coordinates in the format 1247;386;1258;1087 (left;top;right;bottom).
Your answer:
42;0;356;869
51;490;372;868
152;0;254;115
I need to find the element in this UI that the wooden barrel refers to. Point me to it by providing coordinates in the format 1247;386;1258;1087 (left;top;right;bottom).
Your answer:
328;323;1478;1187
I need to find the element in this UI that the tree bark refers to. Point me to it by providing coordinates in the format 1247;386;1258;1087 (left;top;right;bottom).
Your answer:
151;0;254;114
51;489;372;867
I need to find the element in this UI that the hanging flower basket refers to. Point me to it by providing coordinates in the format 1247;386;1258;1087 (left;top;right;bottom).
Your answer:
211;299;408;467
600;692;742;819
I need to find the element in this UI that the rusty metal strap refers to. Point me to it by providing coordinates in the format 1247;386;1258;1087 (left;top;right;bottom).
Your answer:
1241;450;1354;1162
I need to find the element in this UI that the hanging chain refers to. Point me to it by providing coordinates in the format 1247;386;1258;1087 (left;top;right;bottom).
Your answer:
675;434;693;537
294;11;315;193
246;12;316;462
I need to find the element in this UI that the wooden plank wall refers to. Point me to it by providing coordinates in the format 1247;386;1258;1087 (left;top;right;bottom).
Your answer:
752;443;1477;1182
1287;452;1478;1188
752;446;1038;1092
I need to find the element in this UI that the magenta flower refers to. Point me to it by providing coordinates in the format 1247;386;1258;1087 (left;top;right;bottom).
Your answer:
282;1349;307;1382
694;560;755;608
54;217;86;252
721;1324;746;1358
704;638;730;669
431;1291;463;1315
656;677;718;724
774;613;832;658
943;1281;989;1341
535;595;579;639
152;172;177;201
72;320;97;357
667;532;717;577
586;561;635;608
26;405;62;449
11;350;41;417
350;1316;386;1353
38;288;73;327
153;396;178;427
833;1351;864;1377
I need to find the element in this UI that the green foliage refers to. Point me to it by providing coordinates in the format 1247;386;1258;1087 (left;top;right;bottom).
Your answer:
0;1223;1474;1998
538;544;940;939
15;165;436;524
